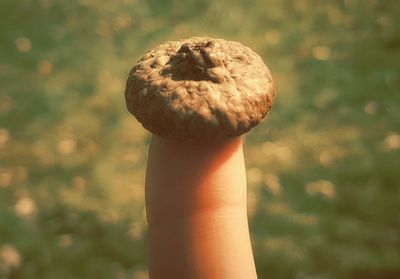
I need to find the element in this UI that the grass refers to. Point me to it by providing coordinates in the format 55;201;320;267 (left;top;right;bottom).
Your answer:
1;0;400;278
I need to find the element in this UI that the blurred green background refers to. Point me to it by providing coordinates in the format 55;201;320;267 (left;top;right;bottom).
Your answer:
1;0;399;278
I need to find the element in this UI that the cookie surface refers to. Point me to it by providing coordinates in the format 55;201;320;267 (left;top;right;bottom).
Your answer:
125;37;275;140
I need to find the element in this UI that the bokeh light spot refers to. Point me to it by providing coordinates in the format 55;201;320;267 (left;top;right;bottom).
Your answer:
14;197;37;217
0;129;10;148
15;37;31;52
0;170;12;188
0;245;21;270
305;180;336;199
384;132;400;150
364;101;377;115
264;173;281;196
247;167;263;185
312;46;331;61
37;60;53;75
57;138;77;155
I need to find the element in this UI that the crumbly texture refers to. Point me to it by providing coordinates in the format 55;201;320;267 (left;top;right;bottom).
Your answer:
125;37;275;140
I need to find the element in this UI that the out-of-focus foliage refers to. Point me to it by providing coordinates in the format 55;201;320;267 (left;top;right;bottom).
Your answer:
0;0;399;278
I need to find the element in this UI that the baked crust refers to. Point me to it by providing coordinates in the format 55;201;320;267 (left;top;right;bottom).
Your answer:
125;37;275;140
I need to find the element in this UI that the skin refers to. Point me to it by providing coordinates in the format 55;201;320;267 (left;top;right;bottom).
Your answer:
145;135;257;279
